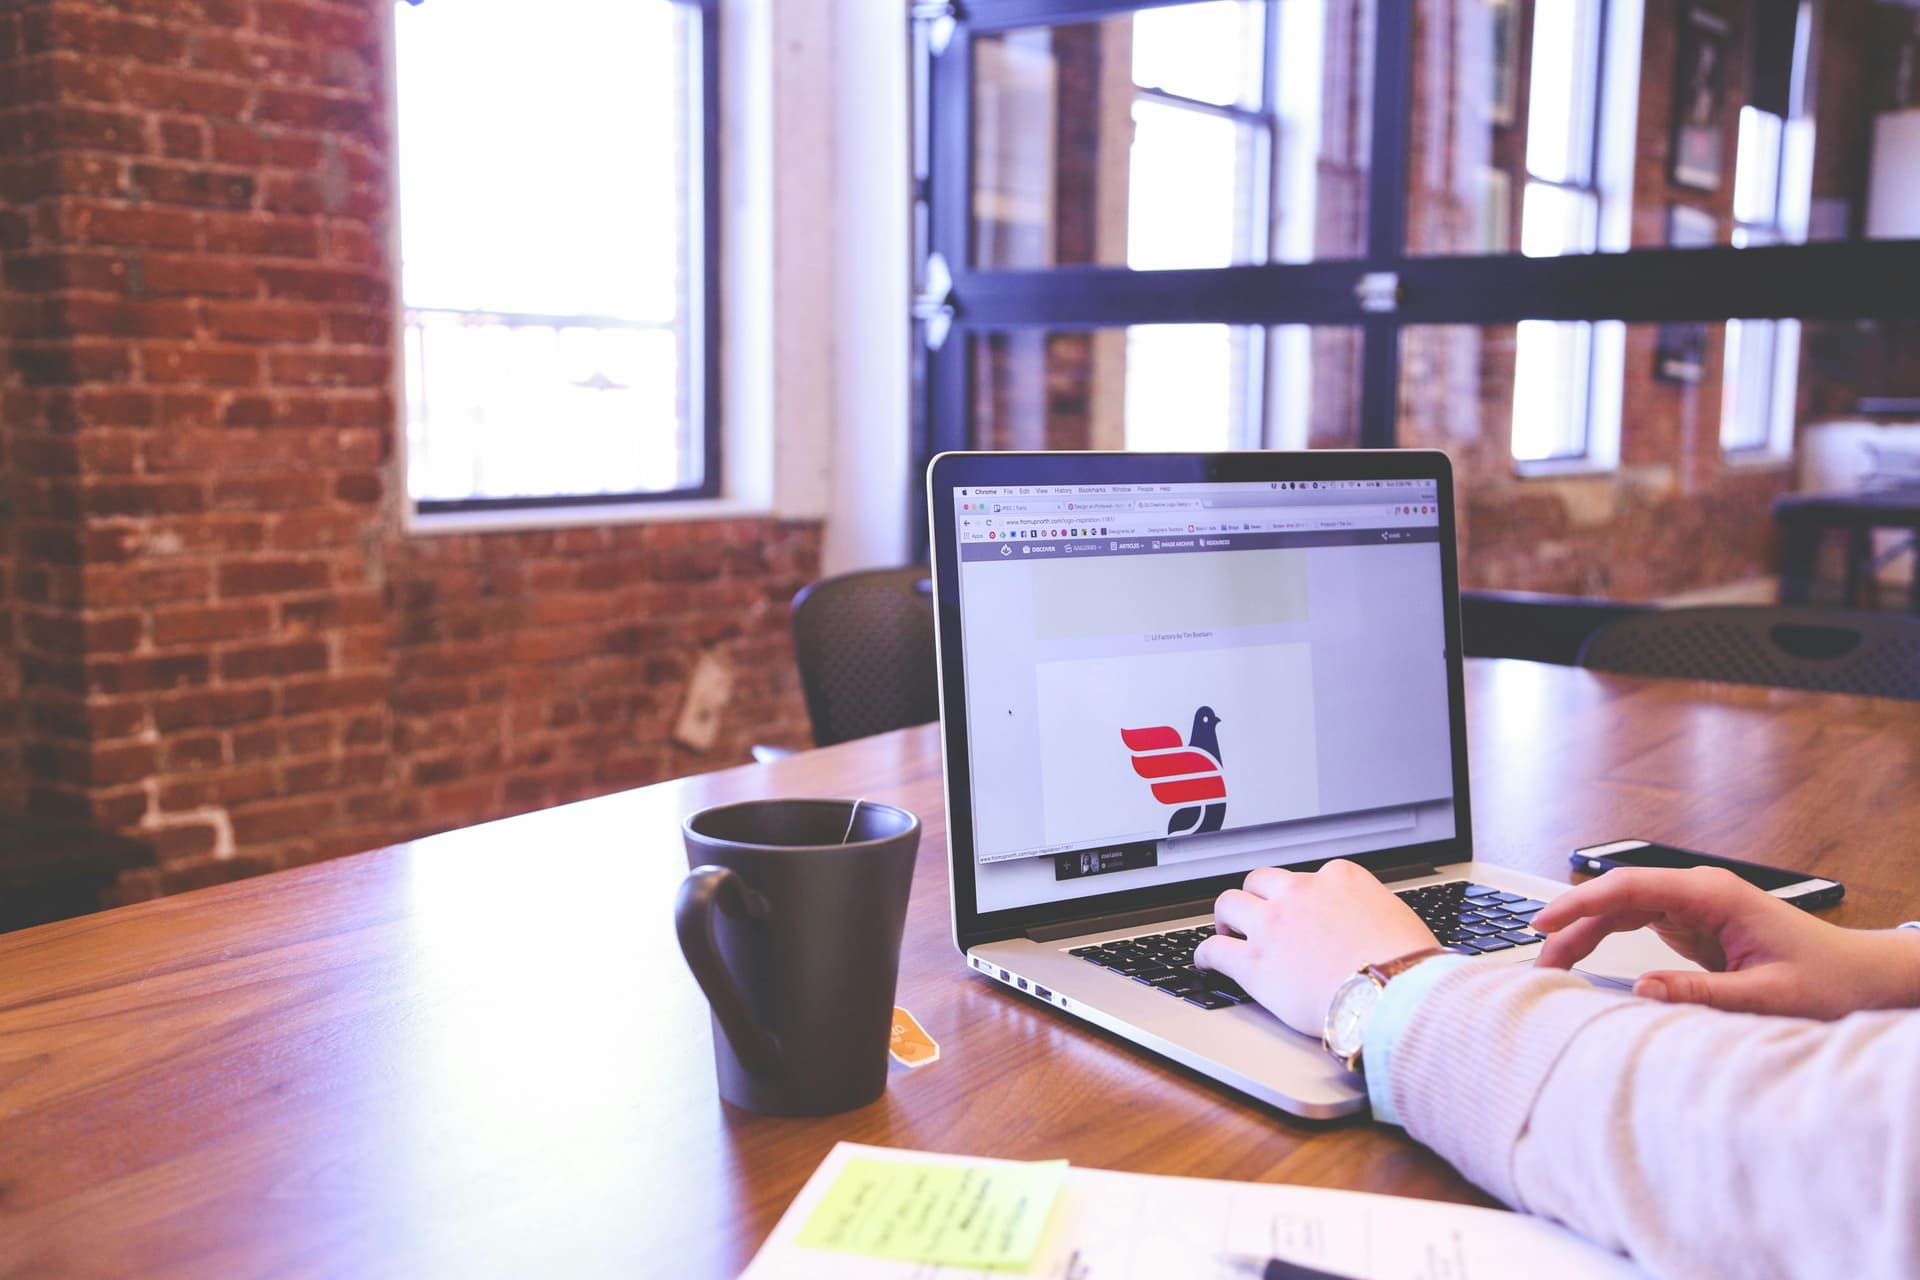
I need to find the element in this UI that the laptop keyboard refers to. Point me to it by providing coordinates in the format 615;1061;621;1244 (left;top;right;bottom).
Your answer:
1396;881;1547;953
1066;882;1545;1012
1068;926;1252;1010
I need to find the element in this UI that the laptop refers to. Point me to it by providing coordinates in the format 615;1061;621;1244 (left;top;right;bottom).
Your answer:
925;449;1695;1119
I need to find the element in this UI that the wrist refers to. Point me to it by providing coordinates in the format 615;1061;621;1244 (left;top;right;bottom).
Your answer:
1886;925;1920;1008
1322;946;1454;1073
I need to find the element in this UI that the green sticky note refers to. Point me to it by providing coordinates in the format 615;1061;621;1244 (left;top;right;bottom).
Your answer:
793;1155;1068;1271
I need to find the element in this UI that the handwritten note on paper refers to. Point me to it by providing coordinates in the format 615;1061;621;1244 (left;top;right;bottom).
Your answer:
792;1154;1067;1271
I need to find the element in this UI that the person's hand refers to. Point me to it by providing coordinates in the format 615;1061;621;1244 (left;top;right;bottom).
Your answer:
1534;866;1920;1020
1193;859;1439;1035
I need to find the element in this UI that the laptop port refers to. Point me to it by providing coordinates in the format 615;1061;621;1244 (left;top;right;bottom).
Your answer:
998;968;1010;981
1034;986;1053;1001
1016;977;1028;991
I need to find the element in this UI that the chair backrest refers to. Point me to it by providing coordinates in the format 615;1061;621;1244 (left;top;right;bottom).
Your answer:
790;566;938;747
1460;589;1659;666
1577;605;1920;701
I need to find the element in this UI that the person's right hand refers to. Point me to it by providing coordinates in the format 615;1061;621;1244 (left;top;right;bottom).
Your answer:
1533;866;1920;1021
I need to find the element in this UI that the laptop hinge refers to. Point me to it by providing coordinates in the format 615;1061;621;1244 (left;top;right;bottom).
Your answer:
1025;897;1217;943
1372;861;1441;884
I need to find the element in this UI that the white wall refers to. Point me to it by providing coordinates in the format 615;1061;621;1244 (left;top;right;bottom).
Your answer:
821;0;912;574
725;0;911;573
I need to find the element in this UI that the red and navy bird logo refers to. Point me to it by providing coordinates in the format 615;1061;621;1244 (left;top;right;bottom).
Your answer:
1121;706;1227;837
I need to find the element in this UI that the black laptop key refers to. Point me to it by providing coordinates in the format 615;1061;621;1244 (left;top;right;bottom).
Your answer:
1070;946;1103;957
1182;992;1234;1010
1204;974;1249;1000
1448;939;1486;953
1510;899;1546;913
1498;930;1542;947
1473;937;1516;952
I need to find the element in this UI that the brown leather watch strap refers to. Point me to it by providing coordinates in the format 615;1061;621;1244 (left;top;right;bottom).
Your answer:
1364;946;1454;987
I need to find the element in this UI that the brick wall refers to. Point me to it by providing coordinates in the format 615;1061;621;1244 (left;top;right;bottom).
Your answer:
0;0;822;901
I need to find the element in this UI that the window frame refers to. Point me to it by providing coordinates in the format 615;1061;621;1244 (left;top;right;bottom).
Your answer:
913;0;1920;557
395;0;724;518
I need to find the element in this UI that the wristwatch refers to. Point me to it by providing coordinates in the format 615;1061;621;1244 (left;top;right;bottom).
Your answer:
1322;947;1453;1075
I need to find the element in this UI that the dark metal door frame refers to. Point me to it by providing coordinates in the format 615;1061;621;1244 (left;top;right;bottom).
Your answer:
909;0;1920;553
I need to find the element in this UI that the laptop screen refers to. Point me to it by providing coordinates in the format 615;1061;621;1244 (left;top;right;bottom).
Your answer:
950;474;1457;915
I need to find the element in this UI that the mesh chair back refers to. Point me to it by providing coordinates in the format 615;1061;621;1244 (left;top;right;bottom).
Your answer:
1578;606;1920;701
791;567;939;746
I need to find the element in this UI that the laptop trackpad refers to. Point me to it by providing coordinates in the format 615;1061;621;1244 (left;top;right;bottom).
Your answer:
1570;928;1703;987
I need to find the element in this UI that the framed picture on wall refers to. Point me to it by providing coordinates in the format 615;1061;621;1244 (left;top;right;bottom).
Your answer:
1488;0;1519;126
1670;5;1731;191
1654;205;1717;383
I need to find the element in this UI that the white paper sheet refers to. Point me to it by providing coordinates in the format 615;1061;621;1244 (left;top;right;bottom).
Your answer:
742;1143;1648;1280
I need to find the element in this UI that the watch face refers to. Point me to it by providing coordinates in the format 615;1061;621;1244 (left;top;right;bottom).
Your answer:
1325;974;1382;1060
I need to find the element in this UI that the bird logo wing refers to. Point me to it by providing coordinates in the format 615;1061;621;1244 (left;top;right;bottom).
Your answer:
1120;725;1226;805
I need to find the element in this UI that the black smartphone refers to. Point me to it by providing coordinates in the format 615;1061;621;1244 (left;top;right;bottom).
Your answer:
1570;839;1845;911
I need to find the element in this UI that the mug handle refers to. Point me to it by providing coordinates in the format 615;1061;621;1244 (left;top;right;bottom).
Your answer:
675;865;784;1075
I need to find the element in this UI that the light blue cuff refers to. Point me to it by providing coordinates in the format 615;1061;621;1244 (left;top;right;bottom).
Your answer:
1363;954;1475;1126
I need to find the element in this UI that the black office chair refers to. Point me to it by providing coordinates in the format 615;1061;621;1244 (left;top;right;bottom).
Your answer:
1460;589;1659;666
790;566;938;747
1577;605;1920;701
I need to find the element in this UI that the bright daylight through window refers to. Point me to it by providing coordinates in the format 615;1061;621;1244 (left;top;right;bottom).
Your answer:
1511;0;1606;465
394;0;711;512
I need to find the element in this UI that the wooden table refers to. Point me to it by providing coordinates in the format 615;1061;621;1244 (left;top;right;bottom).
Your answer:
5;660;1918;1278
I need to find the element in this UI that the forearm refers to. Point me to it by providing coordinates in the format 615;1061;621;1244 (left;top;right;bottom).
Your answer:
1385;965;1920;1280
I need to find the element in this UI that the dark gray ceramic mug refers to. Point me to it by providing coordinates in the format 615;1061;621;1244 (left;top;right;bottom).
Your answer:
675;797;921;1116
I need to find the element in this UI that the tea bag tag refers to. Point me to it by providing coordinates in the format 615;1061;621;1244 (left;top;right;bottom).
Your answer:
889;1006;940;1068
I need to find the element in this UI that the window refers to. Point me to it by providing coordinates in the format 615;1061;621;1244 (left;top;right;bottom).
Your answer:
1721;62;1814;456
393;0;718;515
1510;0;1617;466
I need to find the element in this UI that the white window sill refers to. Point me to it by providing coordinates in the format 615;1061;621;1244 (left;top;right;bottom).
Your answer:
405;496;776;537
1512;456;1620;480
1720;448;1795;472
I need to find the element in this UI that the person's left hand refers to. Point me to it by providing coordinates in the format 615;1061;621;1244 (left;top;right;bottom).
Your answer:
1194;859;1439;1035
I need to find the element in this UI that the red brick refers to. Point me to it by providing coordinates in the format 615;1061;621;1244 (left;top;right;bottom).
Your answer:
84;562;215;606
160;119;206;160
333;470;381;503
203;213;320;258
211;471;330;511
269;349;387;387
32;11;190;62
218;557;331;597
279;672;385;716
120;66;253;119
4;248;131;293
142;343;260;385
43;296;197;340
259;264;385;306
151;601;273;646
87;652;212;695
151;685;274;731
71;388;157;427
253;87;376;139
204;302;324;343
219;639;331;681
283;716;333;755
146;822;221;862
229;796;337;844
160;766;276;810
131;163;256;209
138;253;259;297
163;733;227;770
80;479;206;518
74;741;161;788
